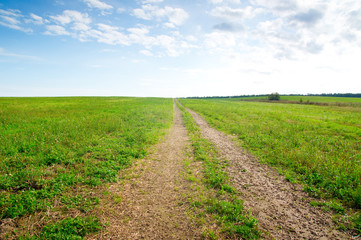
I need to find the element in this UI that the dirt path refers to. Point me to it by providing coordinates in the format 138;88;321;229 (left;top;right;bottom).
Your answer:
89;102;201;239
185;107;349;239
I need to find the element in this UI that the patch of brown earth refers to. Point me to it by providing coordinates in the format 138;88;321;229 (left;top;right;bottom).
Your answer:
0;218;16;239
185;107;350;239
88;101;202;239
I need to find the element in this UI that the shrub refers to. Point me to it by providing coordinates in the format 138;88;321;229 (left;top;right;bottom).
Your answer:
268;92;280;101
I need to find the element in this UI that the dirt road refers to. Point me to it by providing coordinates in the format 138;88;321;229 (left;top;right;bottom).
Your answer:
90;101;351;239
185;107;349;239
90;102;201;239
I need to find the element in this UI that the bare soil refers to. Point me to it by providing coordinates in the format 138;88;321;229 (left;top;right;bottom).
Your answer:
185;107;350;239
89;102;202;239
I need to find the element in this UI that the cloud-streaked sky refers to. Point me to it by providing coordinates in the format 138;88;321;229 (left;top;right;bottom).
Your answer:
0;0;360;97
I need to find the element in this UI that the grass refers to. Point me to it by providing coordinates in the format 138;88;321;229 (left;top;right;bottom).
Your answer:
177;101;261;239
0;97;173;238
2;95;360;237
20;216;102;240
281;96;361;103
228;95;361;107
229;95;361;103
180;98;361;230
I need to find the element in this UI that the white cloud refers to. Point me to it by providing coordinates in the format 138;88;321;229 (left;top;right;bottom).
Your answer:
232;0;360;60
128;26;160;47
97;23;118;32
117;8;125;13
209;6;260;20
128;26;150;37
50;10;91;25
165;7;189;26
2;0;361;97
94;23;129;45
4;0;359;67
72;22;91;31
153;35;179;56
0;8;32;32
133;4;189;28
133;5;152;20
186;35;197;42
28;13;44;25
140;49;153;56
82;0;113;10
208;0;241;4
0;9;21;17
186;0;361;95
209;0;223;4
40;10;191;56
142;0;163;3
47;10;93;40
1;15;19;25
127;27;194;56
204;31;237;49
250;0;298;14
44;25;70;35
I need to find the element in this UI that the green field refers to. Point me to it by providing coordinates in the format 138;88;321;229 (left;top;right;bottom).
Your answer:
281;96;361;103
229;95;361;104
0;97;173;238
2;96;361;238
180;98;361;210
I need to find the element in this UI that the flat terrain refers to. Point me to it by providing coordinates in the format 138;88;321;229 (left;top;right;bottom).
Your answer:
0;97;173;239
1;96;360;239
186;106;347;239
230;95;361;103
180;98;361;209
90;102;202;239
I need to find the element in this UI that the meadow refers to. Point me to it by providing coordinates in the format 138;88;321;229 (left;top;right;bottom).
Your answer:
230;95;361;106
280;96;361;103
179;98;361;213
2;95;361;238
0;97;173;239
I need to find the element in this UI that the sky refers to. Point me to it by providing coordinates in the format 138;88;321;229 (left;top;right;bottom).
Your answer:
0;0;361;97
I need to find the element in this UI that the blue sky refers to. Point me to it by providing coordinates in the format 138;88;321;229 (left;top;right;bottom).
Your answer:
0;0;361;97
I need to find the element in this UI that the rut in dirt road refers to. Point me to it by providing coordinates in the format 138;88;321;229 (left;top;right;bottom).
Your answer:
184;106;349;239
90;102;201;239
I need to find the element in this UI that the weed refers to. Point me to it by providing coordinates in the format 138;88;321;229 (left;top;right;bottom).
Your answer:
310;200;345;214
60;195;100;212
202;229;217;239
351;213;361;233
40;216;102;239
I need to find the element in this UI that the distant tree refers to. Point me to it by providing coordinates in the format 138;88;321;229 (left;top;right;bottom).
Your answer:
268;92;280;101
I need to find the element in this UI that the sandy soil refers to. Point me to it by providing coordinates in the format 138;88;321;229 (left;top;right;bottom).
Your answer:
185;107;350;239
89;102;202;239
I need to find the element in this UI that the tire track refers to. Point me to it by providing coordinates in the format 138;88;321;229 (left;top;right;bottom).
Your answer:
89;101;202;239
184;105;349;239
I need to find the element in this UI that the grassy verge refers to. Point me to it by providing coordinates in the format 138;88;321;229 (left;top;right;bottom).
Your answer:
0;97;173;239
180;98;361;233
176;101;260;239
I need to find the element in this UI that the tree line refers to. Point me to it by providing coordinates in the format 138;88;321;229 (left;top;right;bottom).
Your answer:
185;93;361;99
